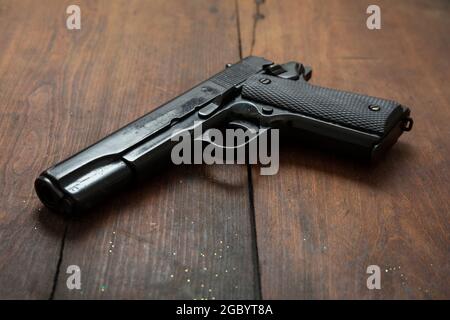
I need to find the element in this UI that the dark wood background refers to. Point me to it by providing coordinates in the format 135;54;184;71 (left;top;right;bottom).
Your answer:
0;0;448;299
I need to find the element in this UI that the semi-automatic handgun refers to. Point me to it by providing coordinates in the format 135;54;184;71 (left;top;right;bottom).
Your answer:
35;56;413;214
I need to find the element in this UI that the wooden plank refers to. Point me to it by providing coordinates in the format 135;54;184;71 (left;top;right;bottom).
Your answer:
0;0;72;299
238;0;450;299
37;0;260;299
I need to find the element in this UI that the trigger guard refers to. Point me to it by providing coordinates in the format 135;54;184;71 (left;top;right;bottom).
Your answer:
227;120;260;132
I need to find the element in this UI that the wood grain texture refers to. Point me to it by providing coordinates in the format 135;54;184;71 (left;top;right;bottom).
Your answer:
238;0;450;299
0;0;69;299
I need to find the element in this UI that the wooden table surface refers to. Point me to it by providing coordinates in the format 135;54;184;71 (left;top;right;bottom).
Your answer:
0;0;448;299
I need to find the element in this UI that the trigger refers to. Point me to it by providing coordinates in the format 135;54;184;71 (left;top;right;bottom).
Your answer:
227;120;260;132
200;120;265;150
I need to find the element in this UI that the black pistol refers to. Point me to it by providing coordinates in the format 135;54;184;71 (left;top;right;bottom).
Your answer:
35;56;413;214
